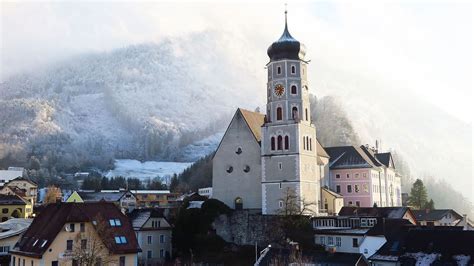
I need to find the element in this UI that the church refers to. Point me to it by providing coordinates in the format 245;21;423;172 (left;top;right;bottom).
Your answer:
212;11;401;215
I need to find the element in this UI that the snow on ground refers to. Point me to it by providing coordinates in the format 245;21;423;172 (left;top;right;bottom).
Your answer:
105;159;192;180
178;132;224;161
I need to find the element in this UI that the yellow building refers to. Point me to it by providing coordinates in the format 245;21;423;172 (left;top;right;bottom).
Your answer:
0;177;38;206
10;202;140;266
321;187;344;216
0;194;33;222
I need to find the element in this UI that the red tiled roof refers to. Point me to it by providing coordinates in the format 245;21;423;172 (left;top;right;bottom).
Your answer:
12;202;140;257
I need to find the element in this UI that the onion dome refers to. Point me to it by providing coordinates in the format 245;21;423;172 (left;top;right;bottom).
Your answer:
267;10;306;61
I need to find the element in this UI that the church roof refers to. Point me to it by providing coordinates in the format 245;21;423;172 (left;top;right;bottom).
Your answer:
316;139;329;158
239;108;265;143
267;11;306;61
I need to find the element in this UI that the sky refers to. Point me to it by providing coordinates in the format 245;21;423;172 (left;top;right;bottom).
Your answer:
1;1;472;125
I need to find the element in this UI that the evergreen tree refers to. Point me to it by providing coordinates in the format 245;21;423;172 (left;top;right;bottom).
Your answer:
169;174;179;192
425;198;435;210
408;179;428;209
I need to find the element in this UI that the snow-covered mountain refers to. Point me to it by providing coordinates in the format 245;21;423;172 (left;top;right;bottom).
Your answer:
0;29;471;202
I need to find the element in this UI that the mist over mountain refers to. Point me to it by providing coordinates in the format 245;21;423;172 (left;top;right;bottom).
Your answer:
0;29;471;206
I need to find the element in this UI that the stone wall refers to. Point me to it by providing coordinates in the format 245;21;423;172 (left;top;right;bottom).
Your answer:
213;210;283;246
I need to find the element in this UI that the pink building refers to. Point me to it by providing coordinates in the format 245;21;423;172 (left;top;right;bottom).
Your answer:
324;145;401;208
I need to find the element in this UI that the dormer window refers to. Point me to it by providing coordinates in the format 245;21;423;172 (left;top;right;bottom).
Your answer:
114;236;127;244
109;219;122;227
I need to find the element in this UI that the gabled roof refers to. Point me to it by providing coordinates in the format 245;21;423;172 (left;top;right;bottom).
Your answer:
127;208;169;230
0;218;32;240
325;146;378;169
239;108;265;143
0;194;28;205
338;207;413;220
374;153;393;168
77;191;126;202
412;209;463;222
10;177;38;186
12;202;140;258
322;187;343;198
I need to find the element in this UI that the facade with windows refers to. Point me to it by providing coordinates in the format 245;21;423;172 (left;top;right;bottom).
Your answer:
0;194;32;222
10;202;139;266
128;209;172;265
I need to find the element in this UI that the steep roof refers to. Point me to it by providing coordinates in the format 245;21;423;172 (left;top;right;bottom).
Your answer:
339;207;412;220
77;191;125;202
0;194;28;205
412;209;463;222
374;153;393;168
12;202;140;258
325;146;378;169
10;177;38;186
127;208;170;230
239;108;265;143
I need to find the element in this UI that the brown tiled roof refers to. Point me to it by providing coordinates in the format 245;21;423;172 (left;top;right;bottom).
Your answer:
12;202;140;258
239;108;265;143
412;209;463;222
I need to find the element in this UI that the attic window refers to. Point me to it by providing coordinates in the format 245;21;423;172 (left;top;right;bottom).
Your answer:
109;219;122;227
41;240;47;248
32;239;39;246
114;236;127;244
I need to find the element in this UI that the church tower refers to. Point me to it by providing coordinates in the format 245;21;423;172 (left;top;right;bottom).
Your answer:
261;10;320;215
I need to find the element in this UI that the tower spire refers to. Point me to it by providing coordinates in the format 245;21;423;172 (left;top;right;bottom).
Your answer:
284;3;288;31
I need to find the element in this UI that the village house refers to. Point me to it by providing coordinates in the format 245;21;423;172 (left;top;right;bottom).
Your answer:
369;227;474;265
0;194;32;221
128;190;179;209
0;168;26;187
127;208;172;265
0;218;32;265
325;145;402;208
312;207;416;258
412;209;463;226
10;202;140;266
66;190;137;212
0;177;38;206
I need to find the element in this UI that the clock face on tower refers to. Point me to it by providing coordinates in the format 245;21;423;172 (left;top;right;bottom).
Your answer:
274;84;285;97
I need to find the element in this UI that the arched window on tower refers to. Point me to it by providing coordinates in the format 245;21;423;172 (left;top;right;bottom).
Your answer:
284;136;289;150
291;65;296;74
303;136;306;150
291;85;297;94
306;137;309;151
309;138;312;151
276;107;283;121
271;137;275;151
305;108;308;121
292;107;298;120
277;135;283;150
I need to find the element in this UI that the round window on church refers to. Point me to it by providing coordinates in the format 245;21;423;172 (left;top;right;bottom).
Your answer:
243;165;250;173
226;166;233;173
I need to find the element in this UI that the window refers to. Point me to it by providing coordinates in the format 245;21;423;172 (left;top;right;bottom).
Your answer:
119;256;125;266
115;236;127;244
147;250;152;259
1;208;8;214
355;173;359;178
327;237;334;245
69;223;75;232
80;223;85;232
278;162;282;170
51;262;58;266
291;65;296;74
277;135;283;150
364;248;368;254
291;85;297;94
336;174;340;179
160;235;165;243
336;237;341;247
346;173;350;178
292;106;298;119
352;238;358;247
363;184;369;192
276;107;283;121
81;239;87;249
235;147;242;154
320;236;325;245
12;255;15;266
309;138;312;151
356;201;360;207
243;165;250;173
41;240;47;248
271;137;275;150
147;235;152;245
277;66;281;75
305;108;308;121
66;240;73;251
279;183;282;189
226;166;233;173
348;201;353;206
303;136;306;150
279;200;283;208
109;219;121;227
284;136;289;150
336;185;341;193
355;185;360;193
160;249;165;258
347;185;352;193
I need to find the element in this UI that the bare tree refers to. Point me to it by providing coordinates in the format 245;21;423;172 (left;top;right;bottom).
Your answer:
277;187;316;217
44;185;62;204
68;215;117;266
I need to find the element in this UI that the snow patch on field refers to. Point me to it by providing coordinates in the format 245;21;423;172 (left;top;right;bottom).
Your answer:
105;159;192;180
